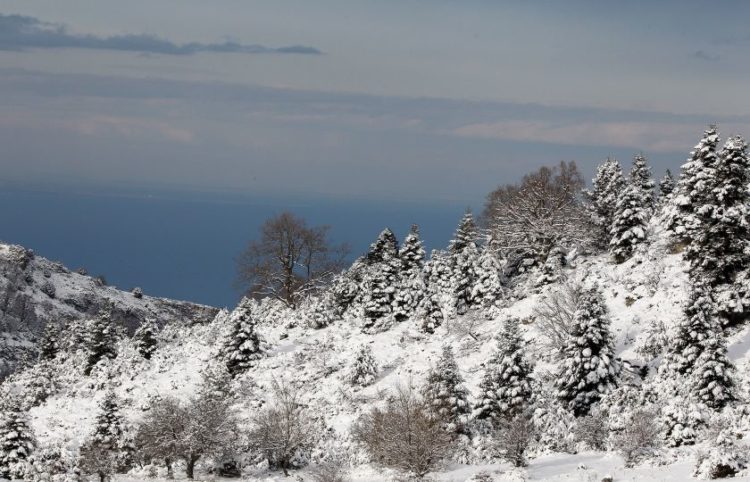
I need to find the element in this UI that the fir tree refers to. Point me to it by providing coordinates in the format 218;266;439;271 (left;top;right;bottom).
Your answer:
133;317;158;360
658;169;676;200
85;307;119;375
393;224;426;322
666;126;721;244
91;391;133;470
417;289;444;334
423;345;470;432
362;229;401;331
471;243;504;309
609;181;649;263
662;284;735;409
0;403;36;480
38;322;59;361
449;212;479;315
555;286;619;416
585;158;625;249
536;246;565;286
684;135;750;288
223;307;264;377
474;318;533;424
347;345;378;387
630;154;655;211
424;250;453;297
663;284;720;376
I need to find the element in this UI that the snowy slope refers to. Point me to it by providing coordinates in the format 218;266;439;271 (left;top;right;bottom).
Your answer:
0;242;219;378
12;221;750;481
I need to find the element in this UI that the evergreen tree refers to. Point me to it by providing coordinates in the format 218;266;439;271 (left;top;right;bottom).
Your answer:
0;403;36;480
223;307;264;377
555;286;619;416
423;345;470;432
658;169;676;200
424;250;453;297
630;154;655;210
663;284;720;376
347;345;378;387
471;243;504;309
417;289;444;334
362;229;401;331
449;212;479;315
663;284;735;409
684;135;750;288
133;317;158;360
536;246;565;286
85;307;119;375
666;126;720;244
609;181;649;263
585;158;625;249
38;322;59;361
474;318;533;424
91;391;133;470
393;224;426;321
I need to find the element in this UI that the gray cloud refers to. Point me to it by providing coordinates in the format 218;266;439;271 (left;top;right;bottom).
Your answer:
690;50;720;62
0;14;322;55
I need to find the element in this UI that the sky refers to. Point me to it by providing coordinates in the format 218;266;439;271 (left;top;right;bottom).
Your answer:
1;1;750;204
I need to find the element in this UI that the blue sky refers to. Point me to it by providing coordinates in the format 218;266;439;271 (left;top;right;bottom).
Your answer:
2;1;750;202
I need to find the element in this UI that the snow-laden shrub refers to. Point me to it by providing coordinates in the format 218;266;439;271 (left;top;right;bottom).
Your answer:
612;408;661;467
694;429;748;479
530;383;576;454
635;319;669;361
131;286;143;299
492;413;535;468
573;408;608;451
661;398;706;447
347;345;378;387
22;442;81;482
40;280;56;298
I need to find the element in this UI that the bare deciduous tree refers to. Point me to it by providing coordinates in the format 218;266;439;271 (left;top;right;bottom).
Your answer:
492;413;535;468
614;409;661;467
532;280;584;356
248;380;319;475
352;385;453;479
236;212;349;308
483;161;588;263
134;393;238;479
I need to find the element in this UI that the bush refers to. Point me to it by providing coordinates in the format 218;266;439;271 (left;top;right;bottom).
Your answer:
132;287;143;299
248;380;319;475
614;409;661;467
352;385;453;478
493;413;535;468
574;409;609;451
694;429;747;479
40;281;56;299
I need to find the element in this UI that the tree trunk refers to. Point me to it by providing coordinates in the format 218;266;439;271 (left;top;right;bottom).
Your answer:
165;457;174;479
282;458;289;476
186;454;199;479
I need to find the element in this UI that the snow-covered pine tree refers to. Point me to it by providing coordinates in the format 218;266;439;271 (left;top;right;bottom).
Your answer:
417;289;444;334
536;246;566;286
84;307;119;375
0;403;36;480
658;169;676;200
91;391;133;471
609;167;649;263
38;322;59;361
684;135;750;289
555;285;619;416
449;212;479;315
662;283;720;376
471;243;504;309
585;158;625;249
423;345;471;432
223;307;264;377
362;228;401;332
133;317;158;360
393;224;426;322
666;126;721;244
692;326;735;410
473;317;533;424
424;250;453;298
347;345;378;387
630;154;655;211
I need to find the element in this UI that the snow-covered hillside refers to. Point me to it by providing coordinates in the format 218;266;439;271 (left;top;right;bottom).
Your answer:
6;220;750;481
0;242;219;378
